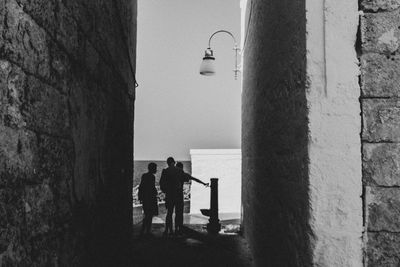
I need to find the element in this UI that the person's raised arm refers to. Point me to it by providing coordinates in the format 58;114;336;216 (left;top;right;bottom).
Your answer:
188;175;209;187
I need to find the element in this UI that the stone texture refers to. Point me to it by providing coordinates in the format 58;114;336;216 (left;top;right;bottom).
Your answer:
55;1;82;59
360;53;400;97
366;186;400;232
0;125;38;187
15;0;57;35
360;1;400;266
362;99;400;142
361;0;400;11
0;187;26;265
0;60;70;136
24;182;55;236
0;0;50;78
241;0;311;266
361;10;400;54
0;0;136;265
363;143;400;186
366;232;400;266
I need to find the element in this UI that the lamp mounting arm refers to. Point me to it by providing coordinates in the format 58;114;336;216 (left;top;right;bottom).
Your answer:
208;30;238;49
200;30;241;79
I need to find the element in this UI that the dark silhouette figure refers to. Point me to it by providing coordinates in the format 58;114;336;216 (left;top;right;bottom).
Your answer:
175;162;208;234
159;157;180;235
138;162;159;236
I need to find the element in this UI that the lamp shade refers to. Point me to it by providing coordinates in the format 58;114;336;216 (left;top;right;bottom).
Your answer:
199;48;215;76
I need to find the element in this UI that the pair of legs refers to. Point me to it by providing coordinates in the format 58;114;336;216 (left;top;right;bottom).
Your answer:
175;200;184;233
140;213;154;235
165;200;184;235
165;200;175;235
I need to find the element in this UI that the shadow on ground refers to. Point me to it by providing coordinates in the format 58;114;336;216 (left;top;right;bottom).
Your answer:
132;223;253;267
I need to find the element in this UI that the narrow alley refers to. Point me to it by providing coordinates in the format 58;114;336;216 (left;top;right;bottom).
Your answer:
131;222;253;267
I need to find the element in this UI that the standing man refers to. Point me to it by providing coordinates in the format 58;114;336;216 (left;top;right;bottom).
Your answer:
159;157;181;236
175;162;209;235
138;162;159;236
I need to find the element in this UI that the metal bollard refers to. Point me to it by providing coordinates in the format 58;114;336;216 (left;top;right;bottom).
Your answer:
200;178;221;234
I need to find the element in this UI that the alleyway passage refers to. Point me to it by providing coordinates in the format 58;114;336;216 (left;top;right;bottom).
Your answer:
132;221;253;267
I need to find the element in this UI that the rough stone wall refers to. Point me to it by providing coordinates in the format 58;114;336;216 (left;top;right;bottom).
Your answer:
0;0;136;266
360;1;400;265
241;0;311;266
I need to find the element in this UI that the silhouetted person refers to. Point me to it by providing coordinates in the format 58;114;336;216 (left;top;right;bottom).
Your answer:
138;162;159;236
159;157;182;236
175;162;208;234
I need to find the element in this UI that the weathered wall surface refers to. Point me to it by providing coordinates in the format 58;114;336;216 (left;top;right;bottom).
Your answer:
360;1;400;265
242;0;363;265
0;0;136;265
241;0;311;266
306;0;363;266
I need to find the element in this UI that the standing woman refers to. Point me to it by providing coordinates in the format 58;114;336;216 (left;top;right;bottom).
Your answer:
138;162;159;236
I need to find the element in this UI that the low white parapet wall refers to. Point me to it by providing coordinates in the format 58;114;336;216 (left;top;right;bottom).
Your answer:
190;149;241;215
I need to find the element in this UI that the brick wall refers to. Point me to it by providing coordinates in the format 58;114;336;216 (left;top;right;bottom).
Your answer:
360;1;400;265
0;0;136;265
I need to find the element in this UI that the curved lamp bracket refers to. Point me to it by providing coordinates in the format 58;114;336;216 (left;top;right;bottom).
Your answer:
200;30;241;80
208;30;238;48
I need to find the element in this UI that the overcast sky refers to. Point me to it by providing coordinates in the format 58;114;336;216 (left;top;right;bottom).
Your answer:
135;0;241;161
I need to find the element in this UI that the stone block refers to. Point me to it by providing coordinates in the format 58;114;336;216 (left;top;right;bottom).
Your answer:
362;99;400;142
0;60;70;136
0;60;27;128
0;0;50;79
360;53;400;97
361;10;400;54
361;0;400;11
365;186;400;231
363;143;400;186
24;182;55;236
23;75;70;137
0;125;38;187
15;0;83;60
15;0;57;35
366;232;400;266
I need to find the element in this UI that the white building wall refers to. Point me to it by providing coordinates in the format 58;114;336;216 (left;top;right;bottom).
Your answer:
306;0;363;265
190;149;241;215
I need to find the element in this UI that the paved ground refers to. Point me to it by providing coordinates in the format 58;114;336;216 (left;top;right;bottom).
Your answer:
131;214;253;267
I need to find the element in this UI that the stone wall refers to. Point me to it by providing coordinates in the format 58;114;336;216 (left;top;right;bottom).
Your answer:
360;1;400;265
0;0;136;266
241;0;311;266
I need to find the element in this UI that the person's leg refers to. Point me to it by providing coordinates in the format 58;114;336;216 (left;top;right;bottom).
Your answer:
140;216;146;236
169;202;175;234
145;215;153;234
175;200;184;234
140;206;148;235
164;204;173;234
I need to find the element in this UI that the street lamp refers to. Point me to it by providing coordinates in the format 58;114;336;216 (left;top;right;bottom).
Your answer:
199;30;241;80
